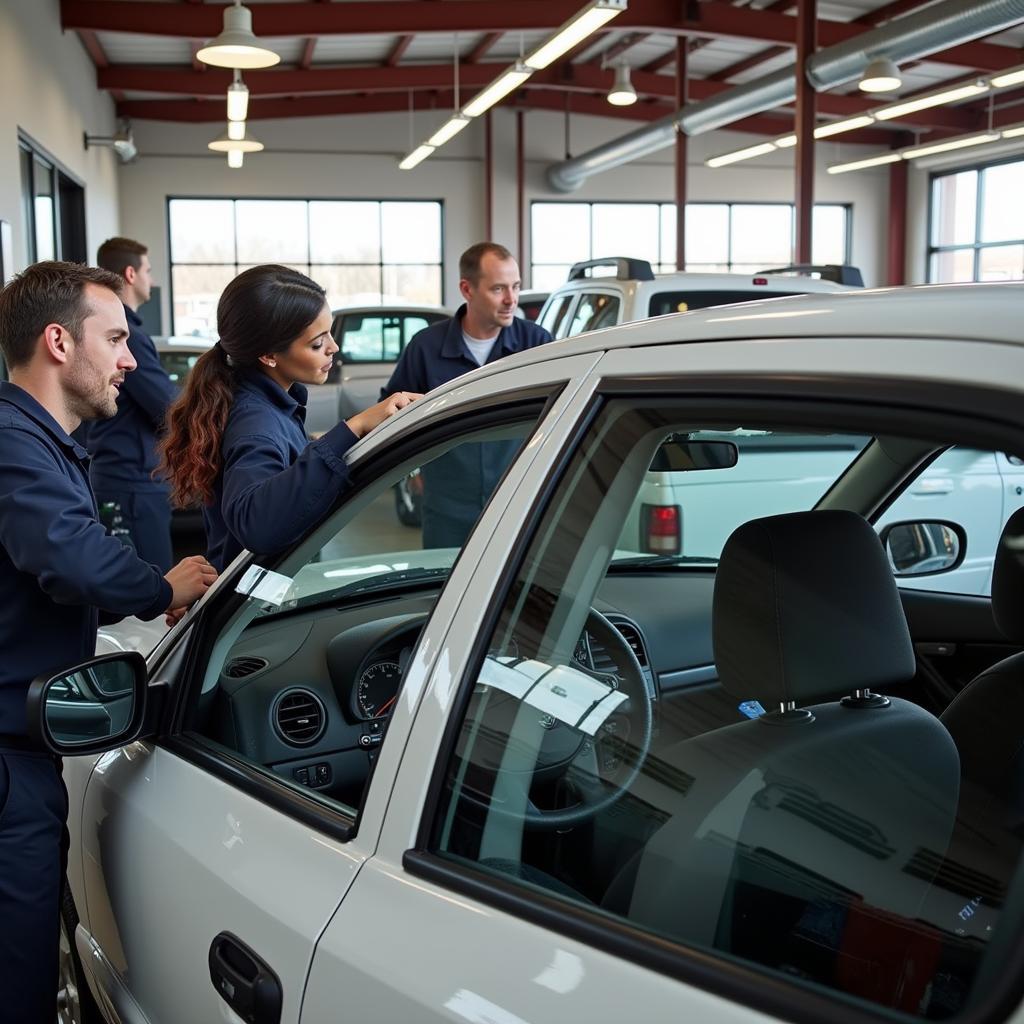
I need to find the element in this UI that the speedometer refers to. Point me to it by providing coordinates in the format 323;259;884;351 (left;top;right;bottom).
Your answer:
356;661;402;720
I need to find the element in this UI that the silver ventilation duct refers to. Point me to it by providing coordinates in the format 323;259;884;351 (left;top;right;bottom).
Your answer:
547;0;1024;191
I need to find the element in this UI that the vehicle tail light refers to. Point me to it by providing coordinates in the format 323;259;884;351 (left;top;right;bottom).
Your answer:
752;277;768;285
642;504;681;555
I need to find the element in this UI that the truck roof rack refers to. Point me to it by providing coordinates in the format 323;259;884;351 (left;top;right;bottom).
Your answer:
567;257;656;282
755;264;864;287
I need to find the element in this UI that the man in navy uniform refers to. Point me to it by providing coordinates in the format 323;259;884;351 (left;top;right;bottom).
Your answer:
87;236;177;570
0;261;216;1023
382;242;552;547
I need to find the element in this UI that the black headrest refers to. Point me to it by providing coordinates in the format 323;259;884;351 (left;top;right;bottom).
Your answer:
713;510;915;708
992;507;1024;643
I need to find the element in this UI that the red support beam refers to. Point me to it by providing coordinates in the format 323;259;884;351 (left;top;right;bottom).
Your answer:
516;111;525;271
386;35;413;67
484;111;493;241
794;0;815;265
888;158;908;285
675;37;687;271
467;31;502;63
189;40;205;72
596;31;652;66
61;0;1023;71
77;29;125;101
300;38;317;69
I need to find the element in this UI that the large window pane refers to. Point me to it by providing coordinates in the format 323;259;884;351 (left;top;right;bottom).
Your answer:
312;264;382;308
980;161;1024;244
236;200;308;263
730;205;792;266
686;205;730;265
33;158;56;263
812;205;848;265
381;202;441;264
169;200;235;264
660;205;677;268
531;264;573;291
309;201;380;263
382;264;442;305
931;171;977;248
978;244;1024;282
930;249;975;283
592;204;659;264
171;265;236;338
532;204;590;264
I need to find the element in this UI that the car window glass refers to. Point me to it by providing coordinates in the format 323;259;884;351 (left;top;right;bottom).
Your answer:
158;350;203;387
539;295;574;338
879;447;1024;597
337;314;403;362
648;289;800;316
566;293;620;337
182;410;545;822
430;401;1023;1022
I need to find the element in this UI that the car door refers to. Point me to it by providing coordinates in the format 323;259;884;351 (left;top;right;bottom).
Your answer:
302;335;1024;1024
69;352;601;1024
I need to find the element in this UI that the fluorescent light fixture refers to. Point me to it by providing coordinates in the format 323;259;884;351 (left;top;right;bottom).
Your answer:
427;116;470;147
1001;124;1024;138
774;134;797;148
463;64;532;118
607;63;638;106
524;0;627;71
706;142;777;168
227;120;246;141
228;150;244;169
991;66;1024;89
859;57;902;93
814;115;876;139
227;71;249;122
827;152;902;174
196;1;280;69
874;81;988;120
398;144;435;170
903;132;1001;159
207;124;264;153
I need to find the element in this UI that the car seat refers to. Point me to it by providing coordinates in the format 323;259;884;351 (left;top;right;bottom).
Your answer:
610;510;962;1014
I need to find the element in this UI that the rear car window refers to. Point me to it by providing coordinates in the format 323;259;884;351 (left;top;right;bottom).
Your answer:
648;290;800;316
335;313;445;363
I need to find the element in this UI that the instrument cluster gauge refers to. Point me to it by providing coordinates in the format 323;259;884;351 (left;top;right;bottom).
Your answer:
355;661;402;720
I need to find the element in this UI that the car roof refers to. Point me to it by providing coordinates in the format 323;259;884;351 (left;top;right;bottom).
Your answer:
552;271;851;294
524;283;1024;358
153;336;214;350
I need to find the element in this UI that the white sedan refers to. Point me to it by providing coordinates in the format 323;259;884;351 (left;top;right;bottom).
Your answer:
36;284;1024;1024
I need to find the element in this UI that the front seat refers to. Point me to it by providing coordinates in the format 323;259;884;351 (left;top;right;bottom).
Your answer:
617;510;962;1015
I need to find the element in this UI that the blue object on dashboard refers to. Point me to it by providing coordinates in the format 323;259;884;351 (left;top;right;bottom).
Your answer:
738;700;766;719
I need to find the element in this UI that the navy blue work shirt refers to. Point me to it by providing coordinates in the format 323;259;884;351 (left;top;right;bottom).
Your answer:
380;305;552;548
86;305;176;494
0;383;172;739
204;369;360;572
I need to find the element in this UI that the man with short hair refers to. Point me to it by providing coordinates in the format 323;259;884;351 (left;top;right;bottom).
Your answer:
0;261;216;1024
88;236;177;570
382;242;552;547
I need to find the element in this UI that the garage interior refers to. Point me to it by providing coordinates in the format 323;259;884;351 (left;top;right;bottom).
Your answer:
2;0;1023;328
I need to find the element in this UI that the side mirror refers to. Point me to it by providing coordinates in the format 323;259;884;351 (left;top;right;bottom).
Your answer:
649;439;739;473
879;520;966;577
26;652;147;755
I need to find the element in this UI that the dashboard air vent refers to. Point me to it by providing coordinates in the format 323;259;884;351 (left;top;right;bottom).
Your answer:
273;689;327;746
224;656;269;679
612;621;649;667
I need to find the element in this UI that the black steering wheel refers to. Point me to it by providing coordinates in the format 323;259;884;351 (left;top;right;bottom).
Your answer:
466;608;654;831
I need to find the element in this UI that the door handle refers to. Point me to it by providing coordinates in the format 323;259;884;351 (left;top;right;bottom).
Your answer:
209;931;282;1024
911;478;954;495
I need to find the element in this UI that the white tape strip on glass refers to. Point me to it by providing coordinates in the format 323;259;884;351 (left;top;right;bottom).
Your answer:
235;564;294;606
479;656;627;735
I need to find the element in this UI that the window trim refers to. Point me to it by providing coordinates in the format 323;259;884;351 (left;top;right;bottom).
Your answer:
408;385;1024;1024
18;130;86;265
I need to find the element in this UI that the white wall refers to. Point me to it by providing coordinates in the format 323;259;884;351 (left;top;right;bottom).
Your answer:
0;0;119;274
122;107;891;331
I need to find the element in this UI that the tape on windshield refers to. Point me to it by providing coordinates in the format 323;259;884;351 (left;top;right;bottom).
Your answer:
235;564;293;606
480;657;627;735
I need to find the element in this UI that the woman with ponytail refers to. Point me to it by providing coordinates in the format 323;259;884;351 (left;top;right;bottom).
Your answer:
159;265;418;571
